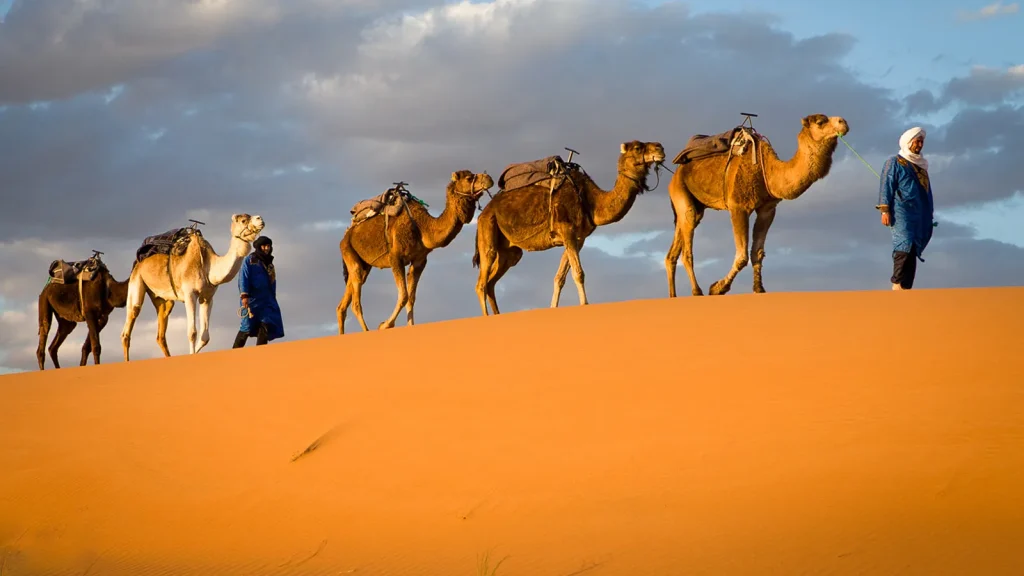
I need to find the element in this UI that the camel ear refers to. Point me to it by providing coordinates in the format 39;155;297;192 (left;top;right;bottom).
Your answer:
451;172;458;182
801;116;810;128
620;142;627;153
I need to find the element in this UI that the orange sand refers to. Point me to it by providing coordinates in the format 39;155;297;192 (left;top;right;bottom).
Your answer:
2;287;1023;575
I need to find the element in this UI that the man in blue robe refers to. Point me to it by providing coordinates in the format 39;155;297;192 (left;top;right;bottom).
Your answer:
232;236;284;347
876;126;936;290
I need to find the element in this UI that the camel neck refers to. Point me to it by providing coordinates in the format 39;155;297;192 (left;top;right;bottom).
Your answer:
761;134;836;201
107;276;130;308
587;167;648;226
411;189;475;250
207;236;251;285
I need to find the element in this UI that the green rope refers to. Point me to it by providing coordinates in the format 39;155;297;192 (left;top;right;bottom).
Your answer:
838;134;879;179
403;192;428;208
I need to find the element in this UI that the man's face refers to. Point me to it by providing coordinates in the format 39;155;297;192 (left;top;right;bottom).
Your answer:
259;244;272;255
909;136;924;154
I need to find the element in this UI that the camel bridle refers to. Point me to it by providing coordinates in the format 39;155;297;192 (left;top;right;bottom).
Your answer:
235;220;263;242
451;173;493;213
620;151;668;193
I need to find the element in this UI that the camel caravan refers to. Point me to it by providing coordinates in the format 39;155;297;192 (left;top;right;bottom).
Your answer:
35;113;849;369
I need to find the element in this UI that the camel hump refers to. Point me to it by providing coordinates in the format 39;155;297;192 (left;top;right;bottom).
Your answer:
350;187;411;226
134;226;202;265
672;126;754;165
47;256;104;285
497;155;569;191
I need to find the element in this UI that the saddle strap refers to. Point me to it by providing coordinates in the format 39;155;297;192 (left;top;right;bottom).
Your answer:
78;275;86;320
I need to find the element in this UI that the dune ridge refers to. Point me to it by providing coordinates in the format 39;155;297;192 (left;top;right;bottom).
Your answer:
2;287;1024;575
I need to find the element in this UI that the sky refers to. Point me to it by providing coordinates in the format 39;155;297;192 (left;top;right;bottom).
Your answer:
0;0;1022;374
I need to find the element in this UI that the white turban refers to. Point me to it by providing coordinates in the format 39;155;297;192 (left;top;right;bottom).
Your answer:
898;126;928;171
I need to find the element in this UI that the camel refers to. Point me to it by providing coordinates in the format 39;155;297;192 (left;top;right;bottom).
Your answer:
36;254;129;370
120;213;265;361
336;170;494;334
664;113;849;297
472;140;666;315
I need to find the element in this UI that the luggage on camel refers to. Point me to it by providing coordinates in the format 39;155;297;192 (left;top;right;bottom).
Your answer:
133;219;205;267
672;112;765;165
350;181;427;227
47;251;106;285
496;147;585;193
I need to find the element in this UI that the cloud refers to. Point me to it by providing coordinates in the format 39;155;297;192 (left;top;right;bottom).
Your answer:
0;0;1021;373
956;1;1020;21
904;64;1024;115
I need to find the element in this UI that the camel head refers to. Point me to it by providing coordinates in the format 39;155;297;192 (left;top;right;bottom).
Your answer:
447;170;495;223
800;114;850;143
230;213;265;244
617;140;667;191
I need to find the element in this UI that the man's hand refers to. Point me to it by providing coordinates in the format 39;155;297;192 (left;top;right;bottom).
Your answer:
241;296;249;309
881;212;891;227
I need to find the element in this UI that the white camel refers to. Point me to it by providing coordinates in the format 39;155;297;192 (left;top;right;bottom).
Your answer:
120;213;265;361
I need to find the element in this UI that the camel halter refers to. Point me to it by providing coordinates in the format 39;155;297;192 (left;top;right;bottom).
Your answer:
621;154;666;193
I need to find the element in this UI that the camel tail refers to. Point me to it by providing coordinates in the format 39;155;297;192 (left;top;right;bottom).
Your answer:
342;260;349;283
471;228;480;269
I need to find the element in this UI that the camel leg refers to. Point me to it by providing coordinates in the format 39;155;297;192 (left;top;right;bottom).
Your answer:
48;318;77;370
184;290;199;354
405;257;427;327
709;209;751;296
563;238;589;306
196;295;213;353
665;196;706;297
336;285;351;335
474;213;502;317
120;275;147;362
550;252;571;308
80;314;109;366
379;257;409;330
82;311;103;366
336;260;360;335
751;204;777;293
475;246;498;317
336;264;354;336
36;298;55;370
486;247;521;315
338;250;370;334
343;263;371;333
153;297;176;357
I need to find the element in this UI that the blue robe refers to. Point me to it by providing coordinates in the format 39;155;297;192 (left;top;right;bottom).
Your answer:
238;254;284;341
878;154;935;259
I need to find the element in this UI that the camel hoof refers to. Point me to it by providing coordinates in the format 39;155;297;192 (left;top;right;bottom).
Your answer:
377;322;391;330
753;285;766;294
692;287;704;297
709;281;730;296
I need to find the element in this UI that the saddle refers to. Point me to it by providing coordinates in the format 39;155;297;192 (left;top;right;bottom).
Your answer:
47;256;106;285
134;226;203;266
672;126;760;165
350;187;415;226
496;155;575;192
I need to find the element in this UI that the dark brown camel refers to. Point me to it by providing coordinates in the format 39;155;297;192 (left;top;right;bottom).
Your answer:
36;258;129;370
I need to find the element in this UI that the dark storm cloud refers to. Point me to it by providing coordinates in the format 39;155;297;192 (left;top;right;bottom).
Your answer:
1;0;1021;372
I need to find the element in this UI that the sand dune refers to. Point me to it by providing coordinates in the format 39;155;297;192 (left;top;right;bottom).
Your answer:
2;287;1023;575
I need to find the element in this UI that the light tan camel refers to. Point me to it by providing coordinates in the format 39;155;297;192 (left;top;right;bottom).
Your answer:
472;140;666;315
664;114;849;297
120;213;265;360
337;170;494;334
